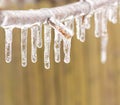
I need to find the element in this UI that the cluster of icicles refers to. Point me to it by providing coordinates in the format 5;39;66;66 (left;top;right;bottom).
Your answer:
2;1;119;69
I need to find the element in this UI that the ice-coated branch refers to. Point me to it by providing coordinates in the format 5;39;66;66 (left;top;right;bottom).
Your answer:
0;0;117;28
0;0;119;69
0;1;90;27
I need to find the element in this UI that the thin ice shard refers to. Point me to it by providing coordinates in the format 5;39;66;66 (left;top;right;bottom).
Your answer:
21;28;28;67
75;16;82;40
63;19;73;63
44;24;51;69
31;25;38;63
37;24;42;48
101;8;108;63
54;30;62;63
94;10;102;38
4;27;13;63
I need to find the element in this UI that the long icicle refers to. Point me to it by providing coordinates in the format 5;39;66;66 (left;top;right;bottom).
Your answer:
4;27;13;63
31;25;38;63
80;21;86;42
21;28;28;67
84;13;92;29
54;30;62;63
94;10;102;38
75;16;82;40
101;8;108;63
63;18;74;63
44;24;51;69
75;15;86;42
37;24;43;48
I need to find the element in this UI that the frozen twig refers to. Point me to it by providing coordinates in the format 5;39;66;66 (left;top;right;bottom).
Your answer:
0;0;118;69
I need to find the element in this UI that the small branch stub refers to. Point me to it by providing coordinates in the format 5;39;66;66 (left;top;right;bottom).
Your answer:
47;17;73;39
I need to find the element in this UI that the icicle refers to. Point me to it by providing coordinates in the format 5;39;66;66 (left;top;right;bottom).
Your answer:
65;16;75;34
63;37;71;63
44;24;51;69
107;3;118;24
21;28;28;67
101;9;108;36
101;35;108;63
54;31;62;63
94;10;102;38
80;23;86;42
37;24;42;48
31;25;38;63
101;8;108;63
75;16;82;40
4;27;13;63
63;19;73;63
84;13;92;29
75;15;86;42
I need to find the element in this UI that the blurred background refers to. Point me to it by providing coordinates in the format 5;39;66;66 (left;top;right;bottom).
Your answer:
0;0;120;105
